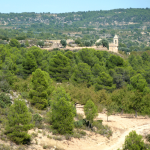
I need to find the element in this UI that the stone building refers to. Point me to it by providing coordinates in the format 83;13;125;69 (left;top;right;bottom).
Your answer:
109;35;118;53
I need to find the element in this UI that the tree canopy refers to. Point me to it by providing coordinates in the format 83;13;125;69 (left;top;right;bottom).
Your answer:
29;68;54;109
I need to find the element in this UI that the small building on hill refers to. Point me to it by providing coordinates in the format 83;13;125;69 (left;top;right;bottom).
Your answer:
109;35;118;53
95;35;119;53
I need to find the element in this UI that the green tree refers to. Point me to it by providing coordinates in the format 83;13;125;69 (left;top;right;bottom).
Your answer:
119;43;127;48
84;100;98;123
100;92;114;122
75;38;81;45
9;39;20;48
5;99;33;144
37;41;44;48
110;30;116;37
71;63;92;84
111;88;131;115
0;93;12;108
130;74;147;92
23;52;37;77
29;46;43;66
106;55;124;69
78;48;99;67
60;39;67;47
29;69;53;109
84;40;92;47
96;41;102;47
92;63;106;77
123;131;146;150
49;52;71;82
95;72;115;91
129;91;143;118
142;52;149;62
25;40;29;47
51;87;75;134
101;39;109;49
141;94;150;115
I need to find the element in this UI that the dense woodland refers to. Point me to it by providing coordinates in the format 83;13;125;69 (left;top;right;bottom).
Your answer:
1;42;150;112
0;8;150;149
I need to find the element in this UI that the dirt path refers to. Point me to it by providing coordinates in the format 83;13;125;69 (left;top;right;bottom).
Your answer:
106;124;150;150
72;104;150;150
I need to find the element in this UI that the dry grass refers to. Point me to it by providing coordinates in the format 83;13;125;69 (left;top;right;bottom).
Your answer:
40;139;64;150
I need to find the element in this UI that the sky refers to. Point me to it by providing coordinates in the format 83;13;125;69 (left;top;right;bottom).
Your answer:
1;0;150;13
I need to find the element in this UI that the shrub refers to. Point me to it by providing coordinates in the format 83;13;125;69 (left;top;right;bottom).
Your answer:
123;131;146;150
65;134;72;140
146;134;150;142
21;92;29;99
9;39;20;48
0;80;10;92
79;130;86;136
92;120;103;130
0;93;12;108
74;120;84;128
33;113;43;128
60;39;67;47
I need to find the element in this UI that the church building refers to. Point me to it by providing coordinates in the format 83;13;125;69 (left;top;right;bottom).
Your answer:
109;35;118;53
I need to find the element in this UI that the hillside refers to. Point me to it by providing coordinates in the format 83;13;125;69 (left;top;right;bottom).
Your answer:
0;8;150;29
0;8;150;52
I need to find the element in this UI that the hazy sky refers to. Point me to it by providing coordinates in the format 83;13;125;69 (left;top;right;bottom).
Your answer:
1;0;150;13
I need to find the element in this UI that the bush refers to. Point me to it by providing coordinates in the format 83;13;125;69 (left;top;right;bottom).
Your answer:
146;134;150;142
79;130;86;136
21;92;29;99
37;41;44;48
9;39;20;48
60;39;67;47
0;93;12;108
0;80;10;92
123;131;146;150
65;134;72;140
33;113;43;128
74;120;84;128
92;120;103;130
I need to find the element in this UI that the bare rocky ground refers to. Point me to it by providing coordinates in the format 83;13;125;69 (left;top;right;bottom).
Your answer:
0;104;150;150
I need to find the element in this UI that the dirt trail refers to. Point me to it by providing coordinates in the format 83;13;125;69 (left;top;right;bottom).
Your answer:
106;124;150;150
72;104;150;150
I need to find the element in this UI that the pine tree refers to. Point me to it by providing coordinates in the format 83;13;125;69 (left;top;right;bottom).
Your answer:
29;68;54;109
123;131;146;150
49;52;71;82
23;52;37;77
51;87;75;134
5;99;33;144
84;100;98;123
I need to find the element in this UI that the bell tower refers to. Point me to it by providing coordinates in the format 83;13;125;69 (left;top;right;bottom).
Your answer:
113;35;118;46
